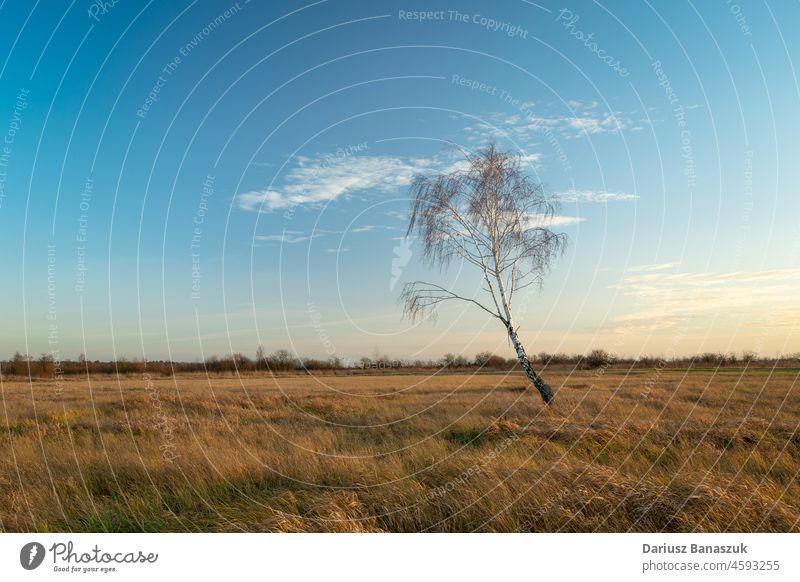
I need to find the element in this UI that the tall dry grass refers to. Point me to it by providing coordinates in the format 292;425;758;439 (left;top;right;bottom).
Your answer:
0;369;798;532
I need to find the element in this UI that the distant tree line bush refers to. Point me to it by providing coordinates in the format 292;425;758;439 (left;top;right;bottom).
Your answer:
1;347;798;379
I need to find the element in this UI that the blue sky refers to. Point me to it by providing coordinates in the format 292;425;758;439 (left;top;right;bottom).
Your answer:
0;0;798;361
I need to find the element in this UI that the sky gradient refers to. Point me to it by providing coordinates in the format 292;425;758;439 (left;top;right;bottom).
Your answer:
0;0;798;362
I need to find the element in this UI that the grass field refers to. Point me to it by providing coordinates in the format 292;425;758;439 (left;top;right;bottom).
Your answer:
1;369;798;532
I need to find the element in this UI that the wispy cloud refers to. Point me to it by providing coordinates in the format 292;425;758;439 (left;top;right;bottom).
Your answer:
621;269;800;286
239;135;618;217
518;152;543;166
625;262;678;272
527;213;585;228
351;224;396;233
608;267;800;332
254;224;396;245
384;210;407;221
238;153;451;213
556;189;638;203
239;191;285;212
465;101;631;143
254;231;321;244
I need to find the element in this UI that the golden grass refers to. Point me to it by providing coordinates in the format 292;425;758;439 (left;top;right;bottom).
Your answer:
1;369;798;532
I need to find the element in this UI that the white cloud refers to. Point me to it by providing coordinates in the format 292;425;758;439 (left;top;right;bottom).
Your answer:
556;189;639;203
254;224;396;245
238;154;442;213
526;213;585;228
384;210;408;221
254;231;321;244
239;144;553;216
350;224;397;233
625;262;678;272
566;112;625;134
239;190;284;212
518;153;543;166
622;269;800;286
465;101;631;143
607;268;800;332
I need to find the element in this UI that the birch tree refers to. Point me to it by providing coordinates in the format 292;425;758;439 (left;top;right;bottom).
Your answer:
400;144;568;404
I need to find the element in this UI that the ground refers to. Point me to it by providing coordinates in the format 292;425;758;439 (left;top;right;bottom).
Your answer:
1;369;798;532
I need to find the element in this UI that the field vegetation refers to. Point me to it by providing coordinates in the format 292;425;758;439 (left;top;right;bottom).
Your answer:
1;368;798;532
3;347;799;377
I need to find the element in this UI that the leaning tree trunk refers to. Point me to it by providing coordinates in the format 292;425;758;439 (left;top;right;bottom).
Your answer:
507;325;553;405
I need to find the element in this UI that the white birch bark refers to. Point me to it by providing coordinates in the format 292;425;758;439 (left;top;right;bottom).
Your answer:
507;325;553;404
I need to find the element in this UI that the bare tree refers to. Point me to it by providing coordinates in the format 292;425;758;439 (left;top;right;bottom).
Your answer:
255;345;266;370
400;144;568;404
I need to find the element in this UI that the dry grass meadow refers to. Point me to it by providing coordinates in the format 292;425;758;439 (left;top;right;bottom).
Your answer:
1;368;798;532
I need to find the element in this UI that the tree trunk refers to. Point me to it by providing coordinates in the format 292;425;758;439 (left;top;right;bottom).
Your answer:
507;326;553;405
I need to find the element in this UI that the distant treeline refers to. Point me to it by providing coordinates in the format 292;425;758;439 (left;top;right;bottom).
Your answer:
1;347;798;379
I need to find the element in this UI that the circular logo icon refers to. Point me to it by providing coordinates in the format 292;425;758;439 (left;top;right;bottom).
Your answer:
20;542;46;570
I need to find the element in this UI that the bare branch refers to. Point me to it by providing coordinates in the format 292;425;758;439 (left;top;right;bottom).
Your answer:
400;281;503;323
